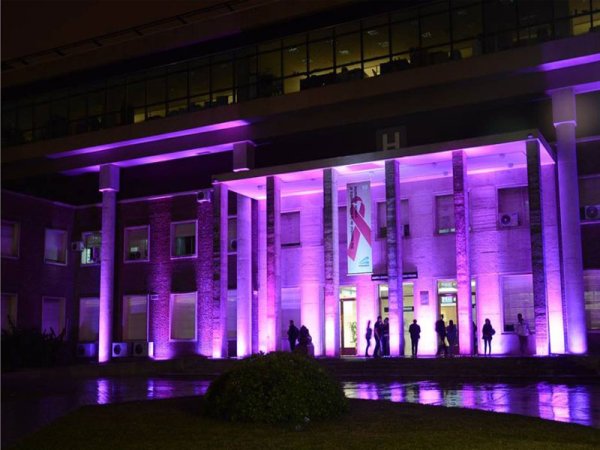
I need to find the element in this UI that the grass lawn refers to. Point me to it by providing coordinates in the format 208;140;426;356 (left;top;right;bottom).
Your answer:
12;397;600;450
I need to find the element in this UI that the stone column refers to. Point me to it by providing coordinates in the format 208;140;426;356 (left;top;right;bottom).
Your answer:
452;151;473;355
196;194;214;356
251;199;259;354
237;194;252;357
526;139;549;356
98;164;119;363
385;160;403;356
323;168;340;356
266;176;282;351
212;183;228;358
552;88;587;354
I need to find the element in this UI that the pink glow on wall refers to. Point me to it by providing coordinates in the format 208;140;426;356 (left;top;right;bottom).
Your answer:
534;53;600;72
50;120;250;158
324;318;336;357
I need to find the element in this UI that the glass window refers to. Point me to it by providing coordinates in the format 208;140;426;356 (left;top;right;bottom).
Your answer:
363;25;389;60
584;271;600;330
258;50;282;78
309;38;334;73
42;297;65;335
69;95;87;120
88;91;105;117
1;293;17;330
391;19;419;56
127;81;145;107
79;297;99;342
124;226;149;262
281;288;301;341
123;295;148;341
336;32;361;66
212;55;233;92
167;71;188;101
452;4;482;42
146;76;166;105
2;221;19;258
81;231;101;265
502;274;534;332
170;292;196;340
281;212;300;246
190;62;210;96
44;229;67;264
436;195;455;234
171;221;196;258
498;187;529;227
284;44;307;77
228;218;237;253
377;199;409;238
421;11;450;48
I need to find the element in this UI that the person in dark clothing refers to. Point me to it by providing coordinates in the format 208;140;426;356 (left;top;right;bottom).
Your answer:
373;316;383;358
408;319;421;357
446;320;457;356
365;320;372;357
287;320;299;352
482;318;495;355
296;325;313;356
435;314;448;357
382;318;390;357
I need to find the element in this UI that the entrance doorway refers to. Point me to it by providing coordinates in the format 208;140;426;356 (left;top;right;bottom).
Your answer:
437;279;477;353
378;283;414;355
340;286;357;355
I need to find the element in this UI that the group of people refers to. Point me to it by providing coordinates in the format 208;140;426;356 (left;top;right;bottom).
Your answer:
288;312;532;357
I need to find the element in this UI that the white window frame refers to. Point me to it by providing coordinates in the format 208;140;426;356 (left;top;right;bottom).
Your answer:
1;220;20;259
123;294;149;341
78;297;100;342
81;231;102;266
170;220;198;259
169;292;197;341
124;225;150;263
44;228;68;265
41;296;66;335
1;292;18;330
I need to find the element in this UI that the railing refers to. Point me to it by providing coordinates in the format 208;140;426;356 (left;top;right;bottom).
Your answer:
2;0;598;148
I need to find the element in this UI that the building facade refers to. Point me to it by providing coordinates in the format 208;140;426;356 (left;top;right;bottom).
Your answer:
2;0;600;361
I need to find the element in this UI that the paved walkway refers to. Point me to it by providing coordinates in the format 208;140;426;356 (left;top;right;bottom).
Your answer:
3;375;599;448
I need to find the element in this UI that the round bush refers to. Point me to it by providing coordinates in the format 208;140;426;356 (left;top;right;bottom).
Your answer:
204;352;347;424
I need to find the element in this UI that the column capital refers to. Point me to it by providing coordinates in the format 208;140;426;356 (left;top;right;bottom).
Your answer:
551;88;577;128
99;164;120;192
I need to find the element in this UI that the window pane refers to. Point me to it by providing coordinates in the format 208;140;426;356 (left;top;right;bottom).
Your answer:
363;25;389;60
190;62;210;95
167;71;187;100
336;32;361;66
123;295;148;340
284;44;307;77
212;56;233;92
146;76;166;105
1;293;17;330
391;19;419;55
421;11;450;48
81;231;101;265
452;4;482;42
259;50;281;78
1;221;19;258
127;82;145;107
172;221;196;257
584;271;600;330
502;275;534;332
42;297;65;335
437;195;455;233
45;229;67;264
79;297;99;342
309;39;334;73
281;212;300;246
125;227;149;261
170;293;196;340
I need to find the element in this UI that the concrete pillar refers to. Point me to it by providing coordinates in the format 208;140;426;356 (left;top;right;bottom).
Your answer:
526;139;549;356
212;183;228;358
323;168;340;356
98;164;119;363
357;277;377;356
237;194;252;357
552;88;587;354
251;199;259;354
385;160;403;356
452;150;473;355
266;176;282;351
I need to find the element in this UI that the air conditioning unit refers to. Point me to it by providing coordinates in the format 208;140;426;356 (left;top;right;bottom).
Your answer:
111;342;130;358
132;341;154;357
76;342;97;358
499;212;519;227
71;241;84;251
583;204;600;220
197;189;212;203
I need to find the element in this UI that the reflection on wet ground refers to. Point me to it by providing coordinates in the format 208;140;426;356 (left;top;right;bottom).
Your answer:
2;378;599;448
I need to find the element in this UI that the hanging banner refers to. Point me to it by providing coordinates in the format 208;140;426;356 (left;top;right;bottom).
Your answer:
347;181;372;274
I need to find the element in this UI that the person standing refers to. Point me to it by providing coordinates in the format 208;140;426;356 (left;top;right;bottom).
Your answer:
382;318;390;357
373;316;383;358
408;319;421;357
515;313;530;355
287;320;299;352
364;320;372;357
435;314;448;357
446;320;457;356
482;318;495;355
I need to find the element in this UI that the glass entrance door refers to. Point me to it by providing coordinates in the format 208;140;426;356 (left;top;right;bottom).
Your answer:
340;286;357;355
378;283;414;356
437;279;477;354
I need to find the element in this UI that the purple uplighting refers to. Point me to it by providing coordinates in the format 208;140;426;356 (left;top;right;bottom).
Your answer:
49;120;250;159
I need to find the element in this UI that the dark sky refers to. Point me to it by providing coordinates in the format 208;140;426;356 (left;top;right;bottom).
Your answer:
1;0;215;60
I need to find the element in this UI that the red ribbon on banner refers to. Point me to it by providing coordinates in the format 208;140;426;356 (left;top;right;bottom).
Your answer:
348;195;372;261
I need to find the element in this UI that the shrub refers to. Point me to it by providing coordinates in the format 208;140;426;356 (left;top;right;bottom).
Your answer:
204;352;348;425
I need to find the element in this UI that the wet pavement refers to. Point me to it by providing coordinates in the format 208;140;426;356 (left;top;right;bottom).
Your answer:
2;377;599;448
